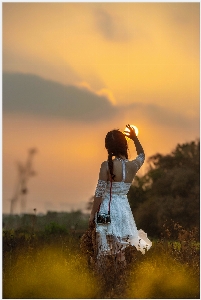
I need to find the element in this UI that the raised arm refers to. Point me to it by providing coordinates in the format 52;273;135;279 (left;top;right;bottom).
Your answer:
124;124;145;155
124;124;145;170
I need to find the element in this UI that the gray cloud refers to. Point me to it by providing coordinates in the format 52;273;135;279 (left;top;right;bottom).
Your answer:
167;3;199;26
3;72;117;122
119;102;199;131
94;8;132;42
3;72;198;134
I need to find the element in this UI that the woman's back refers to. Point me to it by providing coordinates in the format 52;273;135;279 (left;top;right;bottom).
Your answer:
108;159;138;183
102;154;144;184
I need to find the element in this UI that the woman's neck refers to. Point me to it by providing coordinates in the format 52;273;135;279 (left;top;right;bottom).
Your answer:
115;155;127;160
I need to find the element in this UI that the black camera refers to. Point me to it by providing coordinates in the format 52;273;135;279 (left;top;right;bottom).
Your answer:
97;213;111;224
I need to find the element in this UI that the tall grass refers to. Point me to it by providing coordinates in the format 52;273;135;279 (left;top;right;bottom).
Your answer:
3;222;199;299
126;249;199;299
3;246;98;298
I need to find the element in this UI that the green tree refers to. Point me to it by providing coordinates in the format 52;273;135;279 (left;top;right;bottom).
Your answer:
128;140;200;237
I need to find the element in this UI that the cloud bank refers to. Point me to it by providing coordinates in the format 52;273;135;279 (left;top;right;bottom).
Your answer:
3;72;199;133
3;72;117;122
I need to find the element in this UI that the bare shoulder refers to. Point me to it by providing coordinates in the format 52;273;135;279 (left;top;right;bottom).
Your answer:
126;159;138;170
98;161;108;181
100;160;108;169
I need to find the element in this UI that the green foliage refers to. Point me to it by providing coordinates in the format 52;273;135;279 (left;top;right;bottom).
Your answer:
44;222;68;235
3;210;89;233
128;139;200;237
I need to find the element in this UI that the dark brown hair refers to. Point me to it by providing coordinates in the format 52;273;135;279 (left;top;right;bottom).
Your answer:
105;129;128;180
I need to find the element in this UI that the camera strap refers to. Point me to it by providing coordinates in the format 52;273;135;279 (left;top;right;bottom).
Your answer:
97;176;112;214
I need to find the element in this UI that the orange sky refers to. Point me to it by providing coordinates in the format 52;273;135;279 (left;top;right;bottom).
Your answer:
3;2;200;214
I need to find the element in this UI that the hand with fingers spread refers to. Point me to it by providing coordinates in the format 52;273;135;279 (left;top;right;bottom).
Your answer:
124;124;137;140
124;123;144;155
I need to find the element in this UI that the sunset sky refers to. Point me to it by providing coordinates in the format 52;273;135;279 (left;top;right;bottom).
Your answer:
3;2;200;214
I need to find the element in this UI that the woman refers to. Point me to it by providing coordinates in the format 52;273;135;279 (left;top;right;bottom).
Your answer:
89;124;152;263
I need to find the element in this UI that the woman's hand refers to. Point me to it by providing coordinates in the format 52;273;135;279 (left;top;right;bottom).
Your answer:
124;124;137;140
124;124;144;155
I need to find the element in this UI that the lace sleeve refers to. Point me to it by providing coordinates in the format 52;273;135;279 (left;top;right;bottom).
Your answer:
95;180;107;197
132;153;145;171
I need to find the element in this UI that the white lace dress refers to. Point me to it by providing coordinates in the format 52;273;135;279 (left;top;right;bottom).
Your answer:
95;154;152;257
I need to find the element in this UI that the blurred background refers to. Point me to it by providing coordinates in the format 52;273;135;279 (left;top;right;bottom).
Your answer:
3;2;199;215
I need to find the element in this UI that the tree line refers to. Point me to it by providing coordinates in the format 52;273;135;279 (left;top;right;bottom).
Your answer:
128;139;200;237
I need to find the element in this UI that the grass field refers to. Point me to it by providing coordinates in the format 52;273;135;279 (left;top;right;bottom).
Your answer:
3;224;200;299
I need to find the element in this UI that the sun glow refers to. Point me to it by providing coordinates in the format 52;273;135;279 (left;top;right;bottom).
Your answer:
124;125;139;137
